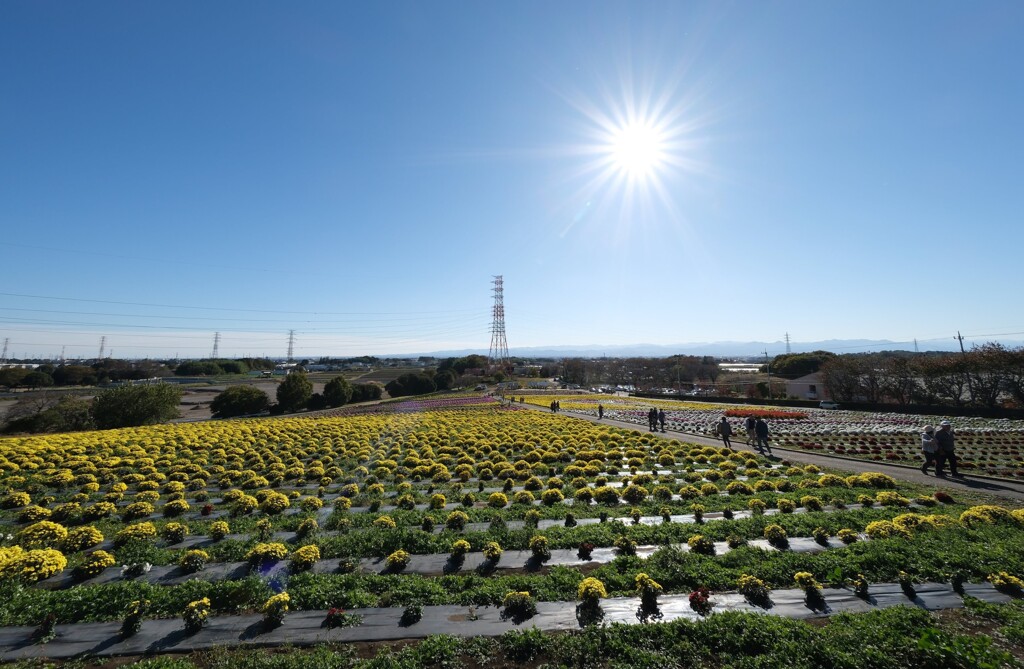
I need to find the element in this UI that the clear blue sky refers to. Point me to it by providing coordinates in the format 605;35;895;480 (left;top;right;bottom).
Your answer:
2;1;1022;359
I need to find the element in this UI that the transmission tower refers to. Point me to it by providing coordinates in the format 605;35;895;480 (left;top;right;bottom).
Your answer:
212;332;220;359
287;330;295;362
488;275;510;368
784;332;791;354
914;338;919;353
98;336;106;360
0;338;8;363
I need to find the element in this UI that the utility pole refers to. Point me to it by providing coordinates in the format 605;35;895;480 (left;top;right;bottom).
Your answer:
764;349;772;400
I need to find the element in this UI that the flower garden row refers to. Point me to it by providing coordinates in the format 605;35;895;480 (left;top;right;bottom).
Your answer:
525;394;1024;478
0;402;1023;662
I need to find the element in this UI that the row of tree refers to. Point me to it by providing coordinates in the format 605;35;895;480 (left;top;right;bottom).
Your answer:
559;355;723;389
2;372;388;433
174;358;274;376
209;373;383;418
0;358;284;390
819;344;1024;408
3;383;183;434
0;360;171;389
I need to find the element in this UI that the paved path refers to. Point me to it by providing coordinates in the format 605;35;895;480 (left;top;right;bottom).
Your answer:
525;404;1024;503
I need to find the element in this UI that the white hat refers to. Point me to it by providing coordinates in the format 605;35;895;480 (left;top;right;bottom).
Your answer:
923;425;934;433
939;420;951;427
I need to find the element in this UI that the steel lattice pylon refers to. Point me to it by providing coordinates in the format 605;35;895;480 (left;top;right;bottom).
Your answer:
488;275;510;368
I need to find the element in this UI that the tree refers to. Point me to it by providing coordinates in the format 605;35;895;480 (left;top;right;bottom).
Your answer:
210;385;270;418
819;356;864;403
350;382;383;402
920;355;971;407
276;372;312;412
385;372;436;398
3;394;95;434
433;369;456;391
91;383;182;429
878;357;920;407
0;367;29;389
22;371;54;388
323;376;353;408
966;344;1009;408
217;360;249;375
1000;346;1024;407
175;361;223;376
769;351;836;379
52;365;98;386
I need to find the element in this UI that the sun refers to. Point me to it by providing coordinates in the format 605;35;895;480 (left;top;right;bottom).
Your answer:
608;122;665;178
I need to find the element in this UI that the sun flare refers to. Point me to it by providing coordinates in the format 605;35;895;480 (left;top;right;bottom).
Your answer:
608;122;665;178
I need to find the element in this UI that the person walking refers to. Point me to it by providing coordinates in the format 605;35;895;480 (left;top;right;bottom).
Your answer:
658;409;667;432
598;403;604;420
920;425;939;474
934;420;960;478
647;407;657;431
744;415;757;446
718;417;733;449
754;417;772;455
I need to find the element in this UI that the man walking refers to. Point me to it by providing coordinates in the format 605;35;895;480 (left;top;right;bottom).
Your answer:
934;420;960;478
598;404;604;420
718;417;733;450
658;409;667;432
744;415;757;446
754;417;772;456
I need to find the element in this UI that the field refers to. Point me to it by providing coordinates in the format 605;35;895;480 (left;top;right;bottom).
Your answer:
0;397;1023;667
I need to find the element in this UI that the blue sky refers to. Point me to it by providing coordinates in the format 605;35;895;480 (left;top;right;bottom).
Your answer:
2;2;1022;359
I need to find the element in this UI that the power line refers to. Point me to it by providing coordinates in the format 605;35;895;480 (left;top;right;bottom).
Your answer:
0;291;479;316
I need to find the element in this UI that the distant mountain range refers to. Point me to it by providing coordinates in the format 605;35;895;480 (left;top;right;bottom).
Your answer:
379;338;1024;360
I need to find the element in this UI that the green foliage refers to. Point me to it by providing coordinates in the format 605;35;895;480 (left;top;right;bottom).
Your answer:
385;373;436;398
210;385;269;418
91;383;182;429
350;382;383;402
770;351;836;379
323;376;354;408
276;372;313;412
174;360;223;376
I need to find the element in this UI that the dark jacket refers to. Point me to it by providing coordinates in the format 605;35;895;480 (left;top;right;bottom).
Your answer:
754;420;769;438
935;428;955;452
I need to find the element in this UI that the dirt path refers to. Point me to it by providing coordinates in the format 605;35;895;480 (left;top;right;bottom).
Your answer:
524;404;1024;503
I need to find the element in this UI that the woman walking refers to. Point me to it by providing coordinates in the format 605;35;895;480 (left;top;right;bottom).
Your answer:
920;425;939;474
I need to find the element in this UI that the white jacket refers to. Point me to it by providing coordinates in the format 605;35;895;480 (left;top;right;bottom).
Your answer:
922;433;938;453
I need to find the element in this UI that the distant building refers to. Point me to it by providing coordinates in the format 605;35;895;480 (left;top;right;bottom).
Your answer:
784;373;830;400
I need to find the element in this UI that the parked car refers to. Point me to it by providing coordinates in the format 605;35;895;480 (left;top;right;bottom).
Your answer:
819;400;840;410
474;384;487;391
